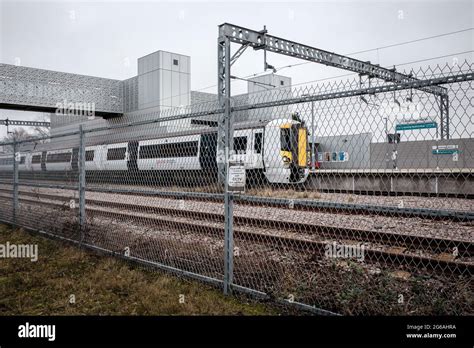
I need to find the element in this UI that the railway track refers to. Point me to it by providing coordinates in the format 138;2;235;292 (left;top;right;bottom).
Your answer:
2;190;472;276
1;168;472;200
0;184;472;222
9;189;473;255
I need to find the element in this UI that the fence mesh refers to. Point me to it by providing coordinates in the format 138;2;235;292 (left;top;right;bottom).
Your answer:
0;61;472;315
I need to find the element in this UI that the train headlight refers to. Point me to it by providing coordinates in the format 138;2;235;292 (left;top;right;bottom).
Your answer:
282;156;291;166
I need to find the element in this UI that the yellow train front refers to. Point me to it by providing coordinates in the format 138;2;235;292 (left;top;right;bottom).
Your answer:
261;118;309;184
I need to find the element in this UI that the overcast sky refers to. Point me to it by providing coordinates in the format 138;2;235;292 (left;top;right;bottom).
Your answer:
0;0;473;138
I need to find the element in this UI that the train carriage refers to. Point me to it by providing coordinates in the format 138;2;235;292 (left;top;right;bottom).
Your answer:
137;134;202;171
45;149;73;172
0;153;30;173
30;152;45;172
0;155;14;171
0;117;309;186
83;145;104;171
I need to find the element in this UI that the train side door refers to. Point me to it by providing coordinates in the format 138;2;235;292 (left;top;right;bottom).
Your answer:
253;129;264;169
263;124;286;183
97;145;106;170
41;151;47;171
127;141;139;172
199;133;217;171
25;154;32;171
71;148;79;172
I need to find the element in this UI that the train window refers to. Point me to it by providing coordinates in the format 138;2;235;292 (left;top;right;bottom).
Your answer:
85;150;95;162
107;147;127;161
47;152;72;163
254;133;262;154
0;157;25;165
32;155;41;164
0;157;13;166
139;145;158;159
233;136;247;154
281;128;291;152
139;141;198;159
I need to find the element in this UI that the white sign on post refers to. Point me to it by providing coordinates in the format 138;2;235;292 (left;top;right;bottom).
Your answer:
228;162;246;193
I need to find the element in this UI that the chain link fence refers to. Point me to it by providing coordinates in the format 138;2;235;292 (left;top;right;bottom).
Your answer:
0;61;472;315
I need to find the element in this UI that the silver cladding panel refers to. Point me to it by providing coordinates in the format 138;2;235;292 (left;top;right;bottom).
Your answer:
0;63;123;114
123;76;139;113
246;74;292;123
138;51;190;110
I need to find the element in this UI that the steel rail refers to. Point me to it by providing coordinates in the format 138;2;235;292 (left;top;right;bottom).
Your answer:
6;193;473;275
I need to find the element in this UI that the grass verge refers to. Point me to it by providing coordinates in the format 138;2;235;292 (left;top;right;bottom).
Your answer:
0;224;278;315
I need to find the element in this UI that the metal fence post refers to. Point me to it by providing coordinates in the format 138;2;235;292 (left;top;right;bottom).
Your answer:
218;32;234;295
78;125;86;244
12;138;18;225
224;175;234;295
223;36;234;295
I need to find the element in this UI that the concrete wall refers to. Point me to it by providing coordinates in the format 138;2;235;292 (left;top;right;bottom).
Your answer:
308;171;474;196
315;134;473;170
370;138;474;169
316;133;372;169
190;91;218;105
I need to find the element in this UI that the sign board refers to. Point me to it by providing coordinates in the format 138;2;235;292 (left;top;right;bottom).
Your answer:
387;133;401;144
228;162;246;192
320;151;349;162
338;151;349;162
396;121;437;131
432;145;459;155
432;149;459;155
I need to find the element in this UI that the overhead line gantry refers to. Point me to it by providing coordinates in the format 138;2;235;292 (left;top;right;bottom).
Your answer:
217;23;453;294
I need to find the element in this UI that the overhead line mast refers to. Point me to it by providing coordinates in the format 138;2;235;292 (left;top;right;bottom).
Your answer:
217;23;453;294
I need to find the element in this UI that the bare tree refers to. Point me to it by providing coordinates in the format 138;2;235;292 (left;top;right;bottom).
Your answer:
0;113;51;153
1;128;34;153
32;113;51;139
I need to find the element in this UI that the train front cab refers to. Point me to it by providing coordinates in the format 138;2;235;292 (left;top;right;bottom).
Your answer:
263;119;309;184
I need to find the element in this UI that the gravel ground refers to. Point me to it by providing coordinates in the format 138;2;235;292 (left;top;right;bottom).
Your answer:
5;190;468;266
94;182;474;212
5;186;473;243
2;180;473;212
10;201;458;277
82;201;474;262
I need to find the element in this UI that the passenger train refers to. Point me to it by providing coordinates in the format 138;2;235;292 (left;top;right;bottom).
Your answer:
0;118;309;185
